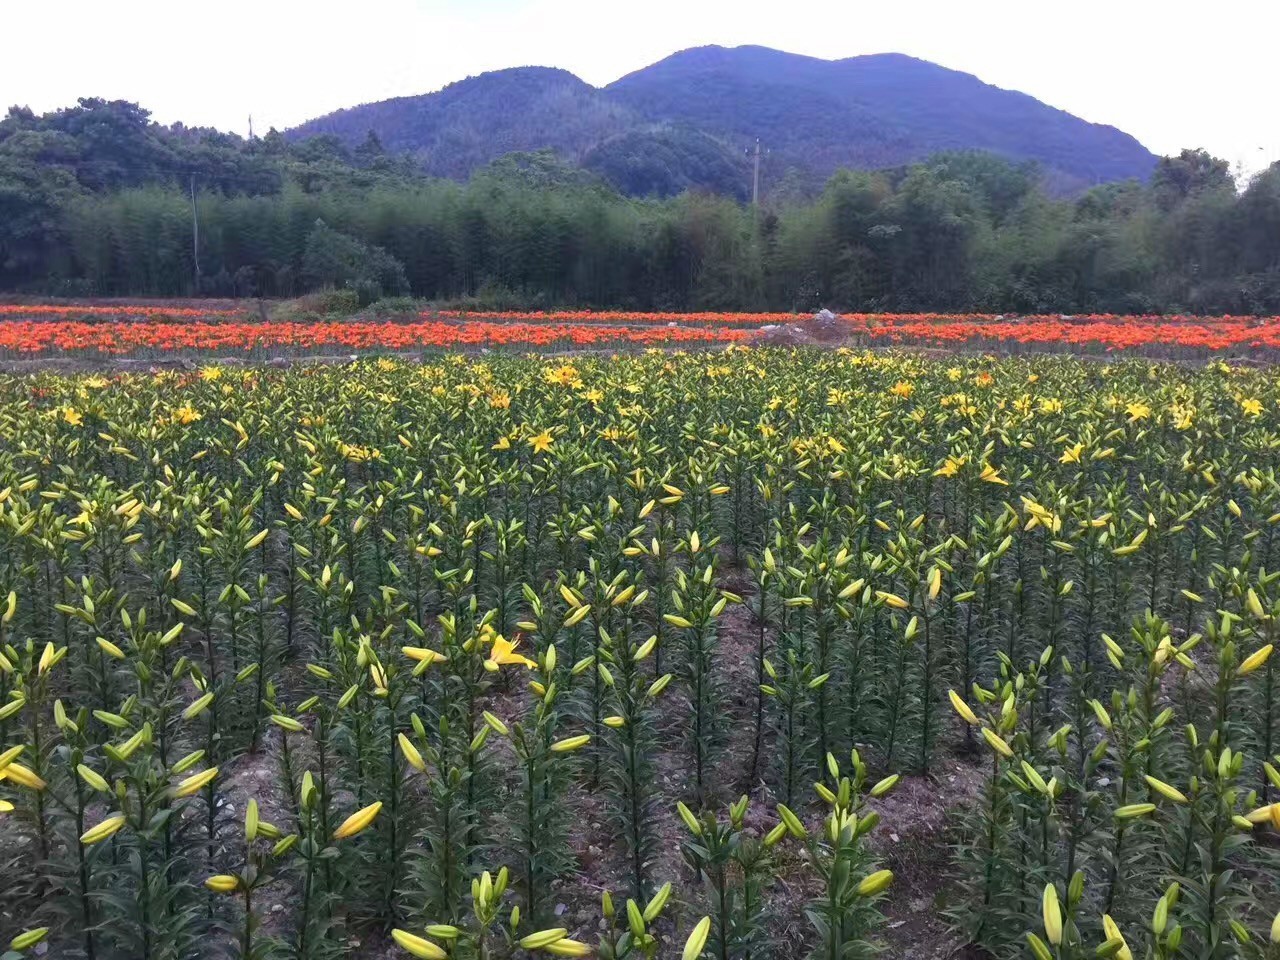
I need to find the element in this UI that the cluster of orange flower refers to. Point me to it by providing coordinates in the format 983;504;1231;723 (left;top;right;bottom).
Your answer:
1;305;1279;357
433;310;795;326
0;319;752;355
863;314;1280;352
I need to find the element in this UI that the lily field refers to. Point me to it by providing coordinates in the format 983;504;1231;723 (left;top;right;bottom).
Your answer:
3;309;1280;959
0;305;1279;357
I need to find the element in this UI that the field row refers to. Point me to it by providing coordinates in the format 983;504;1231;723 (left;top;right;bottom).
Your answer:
0;319;754;356
2;351;1280;960
0;306;1279;358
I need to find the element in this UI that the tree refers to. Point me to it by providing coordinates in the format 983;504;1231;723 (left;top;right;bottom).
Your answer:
1151;149;1234;210
301;219;409;304
354;130;386;167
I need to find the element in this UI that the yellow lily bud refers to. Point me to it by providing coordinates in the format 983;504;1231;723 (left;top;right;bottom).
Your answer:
1042;883;1063;945
80;814;127;845
856;869;893;896
333;801;383;839
682;916;711;960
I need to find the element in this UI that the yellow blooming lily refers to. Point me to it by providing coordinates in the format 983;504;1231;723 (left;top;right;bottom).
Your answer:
173;404;202;425
529;430;555;454
935;456;965;478
979;464;1008;485
484;633;537;672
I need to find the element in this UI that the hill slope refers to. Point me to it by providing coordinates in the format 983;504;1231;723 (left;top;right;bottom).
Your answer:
290;46;1158;195
291;66;634;179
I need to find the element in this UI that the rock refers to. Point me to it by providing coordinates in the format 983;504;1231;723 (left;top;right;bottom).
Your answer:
809;307;845;342
813;308;839;326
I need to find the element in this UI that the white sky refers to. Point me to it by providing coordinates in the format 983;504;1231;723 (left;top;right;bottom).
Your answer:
4;0;1278;175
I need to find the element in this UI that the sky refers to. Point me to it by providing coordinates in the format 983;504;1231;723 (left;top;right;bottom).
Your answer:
4;0;1278;176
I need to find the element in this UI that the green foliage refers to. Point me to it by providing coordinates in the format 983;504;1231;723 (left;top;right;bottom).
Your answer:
3;97;1279;311
677;796;779;959
8;350;1280;959
301;220;409;305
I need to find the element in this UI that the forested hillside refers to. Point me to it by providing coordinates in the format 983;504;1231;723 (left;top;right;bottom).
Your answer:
291;67;635;180
292;45;1158;197
1;98;1278;313
603;47;1156;193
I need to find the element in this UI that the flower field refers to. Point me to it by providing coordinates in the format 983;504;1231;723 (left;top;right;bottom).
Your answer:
4;348;1280;959
0;303;1279;359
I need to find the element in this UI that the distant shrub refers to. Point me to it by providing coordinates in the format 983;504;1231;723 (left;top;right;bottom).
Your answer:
431;282;549;313
293;289;362;317
364;296;426;317
301;220;409;306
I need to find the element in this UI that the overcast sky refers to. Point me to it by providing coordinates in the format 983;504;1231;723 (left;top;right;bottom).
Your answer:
5;0;1278;175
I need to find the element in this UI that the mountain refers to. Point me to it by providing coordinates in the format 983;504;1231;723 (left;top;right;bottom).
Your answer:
289;66;634;180
289;45;1158;197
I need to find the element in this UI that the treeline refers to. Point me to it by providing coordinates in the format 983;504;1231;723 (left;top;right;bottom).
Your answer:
3;99;1279;313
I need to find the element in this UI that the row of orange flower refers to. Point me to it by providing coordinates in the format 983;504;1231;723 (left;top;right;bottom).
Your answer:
0;320;754;355
864;316;1280;352
10;304;1276;328
434;309;1280;330
2;309;1280;355
433;309;798;326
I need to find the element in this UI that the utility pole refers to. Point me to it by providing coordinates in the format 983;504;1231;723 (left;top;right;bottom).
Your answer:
190;175;201;293
248;114;254;140
751;138;761;207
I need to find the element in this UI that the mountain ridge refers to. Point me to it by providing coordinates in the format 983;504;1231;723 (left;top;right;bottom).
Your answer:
288;45;1158;196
